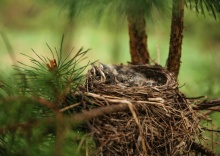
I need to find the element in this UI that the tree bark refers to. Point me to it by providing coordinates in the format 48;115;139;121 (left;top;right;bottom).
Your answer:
167;0;184;78
127;11;150;65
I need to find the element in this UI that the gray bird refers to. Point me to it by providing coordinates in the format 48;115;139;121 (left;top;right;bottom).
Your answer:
97;64;157;87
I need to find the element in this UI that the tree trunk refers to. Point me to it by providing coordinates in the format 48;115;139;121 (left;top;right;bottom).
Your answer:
166;0;184;78
127;11;150;65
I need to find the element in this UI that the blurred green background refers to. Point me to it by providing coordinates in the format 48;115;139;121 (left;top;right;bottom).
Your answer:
1;0;220;153
1;0;220;97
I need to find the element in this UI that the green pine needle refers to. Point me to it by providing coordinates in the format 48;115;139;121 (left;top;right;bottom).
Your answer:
13;37;93;103
186;0;220;19
0;37;95;155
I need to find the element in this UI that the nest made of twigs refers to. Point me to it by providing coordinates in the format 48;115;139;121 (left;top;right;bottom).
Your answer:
79;63;200;156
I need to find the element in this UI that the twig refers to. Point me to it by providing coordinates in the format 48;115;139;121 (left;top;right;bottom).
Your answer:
32;96;59;112
59;102;81;112
0;96;59;112
84;92;130;104
193;99;220;110
127;102;147;155
70;103;129;123
190;142;217;156
85;92;168;112
185;96;206;100
0;103;130;135
0;119;40;134
203;108;220;116
201;127;220;133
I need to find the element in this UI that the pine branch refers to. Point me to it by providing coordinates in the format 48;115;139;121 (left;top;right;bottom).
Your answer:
13;38;92;102
185;0;220;19
0;96;58;111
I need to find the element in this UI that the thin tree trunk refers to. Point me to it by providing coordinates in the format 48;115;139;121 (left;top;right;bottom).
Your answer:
167;0;184;78
127;11;150;65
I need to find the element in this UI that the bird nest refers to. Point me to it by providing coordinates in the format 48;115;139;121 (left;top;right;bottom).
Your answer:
80;63;200;156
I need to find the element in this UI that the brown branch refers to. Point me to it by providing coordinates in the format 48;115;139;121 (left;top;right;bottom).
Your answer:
32;96;59;112
190;142;217;156
0;119;39;134
55;112;64;156
0;96;59;112
193;99;220;110
203;107;220;116
185;96;206;100
59;102;81;112
0;103;129;135
70;103;129;123
202;127;220;133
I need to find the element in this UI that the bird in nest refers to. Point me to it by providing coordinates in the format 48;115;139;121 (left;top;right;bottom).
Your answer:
92;63;157;87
